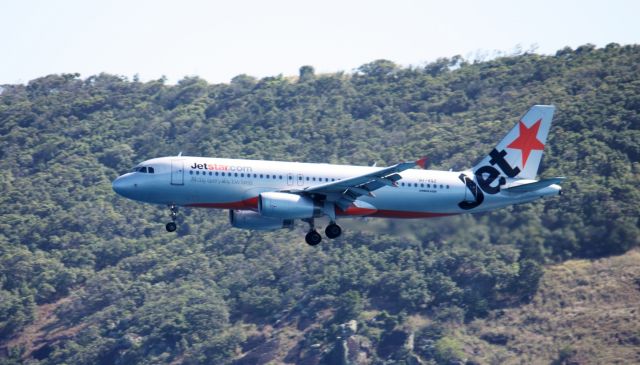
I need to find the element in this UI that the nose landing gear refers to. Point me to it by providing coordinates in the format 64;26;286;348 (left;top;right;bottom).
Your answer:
166;204;178;232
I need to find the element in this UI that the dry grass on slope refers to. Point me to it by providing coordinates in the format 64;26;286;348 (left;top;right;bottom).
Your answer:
1;295;87;361
460;250;640;364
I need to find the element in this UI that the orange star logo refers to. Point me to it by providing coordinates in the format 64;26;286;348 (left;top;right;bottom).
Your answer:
507;119;545;168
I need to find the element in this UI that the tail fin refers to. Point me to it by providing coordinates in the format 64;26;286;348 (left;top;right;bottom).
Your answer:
472;105;555;180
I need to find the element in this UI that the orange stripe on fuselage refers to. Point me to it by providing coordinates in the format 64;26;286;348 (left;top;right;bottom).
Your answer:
186;197;455;219
187;196;259;210
336;205;378;216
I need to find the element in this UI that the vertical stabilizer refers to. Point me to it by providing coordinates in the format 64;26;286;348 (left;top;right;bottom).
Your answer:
472;105;555;180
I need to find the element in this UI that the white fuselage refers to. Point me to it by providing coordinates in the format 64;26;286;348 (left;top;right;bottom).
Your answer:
112;156;560;219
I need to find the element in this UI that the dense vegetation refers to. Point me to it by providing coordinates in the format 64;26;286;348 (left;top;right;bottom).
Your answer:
0;43;638;364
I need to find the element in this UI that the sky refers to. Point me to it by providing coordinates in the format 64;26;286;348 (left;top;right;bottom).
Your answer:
1;0;638;85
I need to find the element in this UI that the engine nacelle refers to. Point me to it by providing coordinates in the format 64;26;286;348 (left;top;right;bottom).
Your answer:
258;192;321;219
229;210;294;231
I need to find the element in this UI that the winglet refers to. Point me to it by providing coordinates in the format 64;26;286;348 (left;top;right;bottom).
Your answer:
416;157;428;169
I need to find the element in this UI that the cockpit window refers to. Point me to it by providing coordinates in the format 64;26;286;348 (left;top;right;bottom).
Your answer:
148;167;154;174
134;166;148;173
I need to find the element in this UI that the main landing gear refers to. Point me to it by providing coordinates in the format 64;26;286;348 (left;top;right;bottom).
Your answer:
303;219;342;246
166;204;178;232
305;230;322;246
325;223;342;239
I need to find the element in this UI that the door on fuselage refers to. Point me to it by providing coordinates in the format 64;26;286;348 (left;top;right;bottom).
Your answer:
171;159;184;185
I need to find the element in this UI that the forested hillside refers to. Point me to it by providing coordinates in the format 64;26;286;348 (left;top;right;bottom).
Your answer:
0;43;638;364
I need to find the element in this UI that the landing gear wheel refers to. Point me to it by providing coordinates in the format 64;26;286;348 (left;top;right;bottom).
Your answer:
305;230;322;246
166;204;178;232
166;222;177;232
325;223;342;239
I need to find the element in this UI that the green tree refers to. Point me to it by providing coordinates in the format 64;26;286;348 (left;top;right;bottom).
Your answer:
434;336;464;364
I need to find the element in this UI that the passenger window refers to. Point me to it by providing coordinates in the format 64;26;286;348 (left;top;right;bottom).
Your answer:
312;177;316;181
289;175;293;180
222;172;225;176
209;171;212;176
273;175;276;179
306;177;309;181
260;174;263;178
279;175;283;179
420;183;424;187
196;171;199;175
266;175;270;179
414;183;418;187
401;182;405;186
440;184;443;189
446;185;450;189
189;170;193;175
215;172;219;176
241;173;244;177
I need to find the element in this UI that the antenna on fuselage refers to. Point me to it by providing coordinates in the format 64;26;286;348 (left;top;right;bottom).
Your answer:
178;151;183;157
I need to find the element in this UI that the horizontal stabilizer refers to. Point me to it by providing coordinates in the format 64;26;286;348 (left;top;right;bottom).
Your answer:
504;177;565;193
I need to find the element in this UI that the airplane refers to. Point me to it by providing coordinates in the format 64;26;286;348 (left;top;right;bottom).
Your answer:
112;105;564;246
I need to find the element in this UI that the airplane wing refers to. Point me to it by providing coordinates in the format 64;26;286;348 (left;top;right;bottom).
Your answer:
289;157;427;211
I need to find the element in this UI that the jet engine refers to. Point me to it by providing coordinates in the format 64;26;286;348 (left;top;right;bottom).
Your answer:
229;210;294;230
258;192;322;219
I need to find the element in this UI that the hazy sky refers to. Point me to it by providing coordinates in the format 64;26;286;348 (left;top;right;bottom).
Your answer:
1;0;638;84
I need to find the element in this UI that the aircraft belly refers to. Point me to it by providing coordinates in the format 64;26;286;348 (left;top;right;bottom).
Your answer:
360;186;464;217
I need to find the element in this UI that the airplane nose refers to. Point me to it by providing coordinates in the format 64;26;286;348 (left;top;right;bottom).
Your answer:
112;175;133;197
